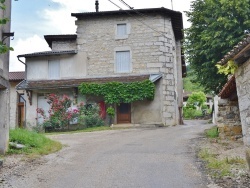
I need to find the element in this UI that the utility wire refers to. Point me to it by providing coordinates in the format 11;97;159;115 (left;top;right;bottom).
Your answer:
107;0;123;9
106;0;165;37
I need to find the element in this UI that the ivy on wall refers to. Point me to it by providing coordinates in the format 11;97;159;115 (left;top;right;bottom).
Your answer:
78;80;155;104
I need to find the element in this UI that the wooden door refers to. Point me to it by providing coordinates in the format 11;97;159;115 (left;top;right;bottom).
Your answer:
117;103;131;123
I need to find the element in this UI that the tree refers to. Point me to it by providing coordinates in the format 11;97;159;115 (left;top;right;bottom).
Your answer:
183;65;204;92
186;91;206;108
184;0;250;93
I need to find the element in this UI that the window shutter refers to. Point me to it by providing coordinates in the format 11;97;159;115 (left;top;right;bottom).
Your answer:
116;51;130;73
117;24;127;36
48;60;60;79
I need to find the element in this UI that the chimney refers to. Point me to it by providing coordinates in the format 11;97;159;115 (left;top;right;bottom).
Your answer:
95;0;99;12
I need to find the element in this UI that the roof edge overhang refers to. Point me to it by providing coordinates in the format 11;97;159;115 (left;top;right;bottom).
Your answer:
17;50;78;58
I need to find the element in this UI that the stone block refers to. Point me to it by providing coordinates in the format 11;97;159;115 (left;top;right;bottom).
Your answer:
231;126;242;135
218;99;228;106
163;112;172;118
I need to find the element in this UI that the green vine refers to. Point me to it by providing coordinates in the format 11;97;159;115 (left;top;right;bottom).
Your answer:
78;80;155;104
216;60;238;75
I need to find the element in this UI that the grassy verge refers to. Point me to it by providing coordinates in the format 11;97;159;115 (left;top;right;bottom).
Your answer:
8;129;62;157
199;148;246;178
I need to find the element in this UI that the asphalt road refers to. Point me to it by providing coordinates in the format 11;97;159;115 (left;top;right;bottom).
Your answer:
3;120;213;188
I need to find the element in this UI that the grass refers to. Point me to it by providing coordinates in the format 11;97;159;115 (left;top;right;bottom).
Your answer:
205;126;219;138
199;148;246;178
8;128;62;157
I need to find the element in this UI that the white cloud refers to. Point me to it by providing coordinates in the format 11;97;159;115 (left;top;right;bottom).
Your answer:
9;35;50;72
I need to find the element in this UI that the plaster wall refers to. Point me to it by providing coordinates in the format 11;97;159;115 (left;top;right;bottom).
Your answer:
52;41;76;51
26;52;87;80
132;79;162;124
235;58;250;145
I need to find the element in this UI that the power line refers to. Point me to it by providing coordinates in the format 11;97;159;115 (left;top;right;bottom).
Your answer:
107;0;123;9
106;0;165;37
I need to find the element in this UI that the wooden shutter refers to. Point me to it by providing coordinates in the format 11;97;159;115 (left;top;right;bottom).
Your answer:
116;51;130;73
48;60;60;79
117;24;127;36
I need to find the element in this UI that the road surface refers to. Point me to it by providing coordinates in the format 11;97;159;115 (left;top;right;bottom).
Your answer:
1;120;213;188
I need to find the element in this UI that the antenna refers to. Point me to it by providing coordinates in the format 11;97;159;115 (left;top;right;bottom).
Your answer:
171;0;173;10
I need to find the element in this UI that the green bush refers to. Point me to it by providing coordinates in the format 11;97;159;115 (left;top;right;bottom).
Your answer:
78;103;104;128
183;107;202;119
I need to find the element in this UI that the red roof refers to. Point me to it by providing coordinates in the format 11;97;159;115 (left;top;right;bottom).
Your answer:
9;72;25;81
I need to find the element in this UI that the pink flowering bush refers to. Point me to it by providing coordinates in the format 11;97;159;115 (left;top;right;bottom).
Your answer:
37;94;79;130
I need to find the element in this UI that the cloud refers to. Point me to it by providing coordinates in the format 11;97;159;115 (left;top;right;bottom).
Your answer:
9;35;50;71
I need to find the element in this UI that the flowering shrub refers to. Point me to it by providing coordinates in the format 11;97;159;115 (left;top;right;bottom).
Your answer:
37;94;79;130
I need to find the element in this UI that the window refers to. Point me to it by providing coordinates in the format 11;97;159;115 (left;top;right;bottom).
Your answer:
117;24;127;36
116;22;130;39
48;60;60;79
116;51;130;73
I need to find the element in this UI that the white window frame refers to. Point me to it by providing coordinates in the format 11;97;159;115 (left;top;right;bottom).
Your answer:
114;47;132;73
48;60;60;79
115;21;130;40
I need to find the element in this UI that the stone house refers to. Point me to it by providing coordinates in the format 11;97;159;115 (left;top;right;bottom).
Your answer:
17;8;186;127
9;71;25;129
0;0;12;154
217;34;250;167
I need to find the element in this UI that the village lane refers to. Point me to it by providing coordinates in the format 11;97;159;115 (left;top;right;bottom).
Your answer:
3;121;213;188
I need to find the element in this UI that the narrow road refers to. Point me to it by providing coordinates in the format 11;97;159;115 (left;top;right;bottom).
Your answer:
2;120;213;188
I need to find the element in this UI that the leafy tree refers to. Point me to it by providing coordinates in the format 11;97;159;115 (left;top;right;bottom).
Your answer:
187;91;206;108
183;65;204;92
0;0;13;54
184;0;250;93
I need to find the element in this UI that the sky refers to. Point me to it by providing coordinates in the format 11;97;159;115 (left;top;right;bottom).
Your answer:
10;0;192;71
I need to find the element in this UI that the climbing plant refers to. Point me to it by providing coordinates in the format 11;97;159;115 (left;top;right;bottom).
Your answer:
216;60;238;75
78;80;155;104
0;0;13;54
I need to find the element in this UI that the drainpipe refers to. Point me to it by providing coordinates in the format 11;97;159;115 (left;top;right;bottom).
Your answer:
16;91;27;128
17;56;27;79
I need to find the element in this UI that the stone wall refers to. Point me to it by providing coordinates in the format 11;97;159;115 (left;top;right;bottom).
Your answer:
75;14;182;126
217;98;242;140
235;58;250;145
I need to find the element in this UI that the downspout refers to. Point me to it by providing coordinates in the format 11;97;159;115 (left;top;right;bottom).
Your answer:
16;91;26;128
17;56;27;127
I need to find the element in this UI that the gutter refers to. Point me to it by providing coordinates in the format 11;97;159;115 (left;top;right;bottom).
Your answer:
17;56;27;79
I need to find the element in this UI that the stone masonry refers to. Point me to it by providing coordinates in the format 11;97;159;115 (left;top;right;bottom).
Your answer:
75;14;182;126
235;58;250;145
217;98;242;140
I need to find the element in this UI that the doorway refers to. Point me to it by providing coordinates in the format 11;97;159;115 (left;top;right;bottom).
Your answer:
117;103;131;123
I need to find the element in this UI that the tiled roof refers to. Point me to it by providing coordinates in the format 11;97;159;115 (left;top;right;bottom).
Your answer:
16;74;152;90
9;71;25;81
218;75;236;99
218;34;250;65
17;50;77;58
44;34;77;48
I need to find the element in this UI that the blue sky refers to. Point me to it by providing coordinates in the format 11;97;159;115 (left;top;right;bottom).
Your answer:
10;0;192;71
